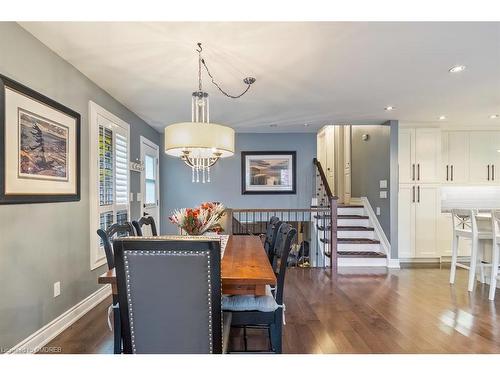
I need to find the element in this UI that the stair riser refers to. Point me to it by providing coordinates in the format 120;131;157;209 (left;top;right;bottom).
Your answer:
338;230;375;239
338;207;365;216
338;218;370;227
338;243;381;252
338;257;387;267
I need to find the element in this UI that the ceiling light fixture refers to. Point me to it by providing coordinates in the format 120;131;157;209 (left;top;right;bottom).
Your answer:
164;43;256;183
385;106;395;111
449;65;466;73
439;115;447;120
490;114;499;119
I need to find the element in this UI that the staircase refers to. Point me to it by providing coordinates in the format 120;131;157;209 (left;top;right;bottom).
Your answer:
313;158;388;268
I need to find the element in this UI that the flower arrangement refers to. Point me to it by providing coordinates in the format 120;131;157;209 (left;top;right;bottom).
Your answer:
169;202;225;235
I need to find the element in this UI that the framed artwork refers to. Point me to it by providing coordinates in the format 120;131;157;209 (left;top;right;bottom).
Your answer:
0;74;80;204
241;151;296;195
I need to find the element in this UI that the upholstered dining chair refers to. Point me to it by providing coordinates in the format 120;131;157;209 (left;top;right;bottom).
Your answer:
223;223;297;354
263;218;283;263
449;209;492;292
112;236;230;354
489;210;500;300
132;215;158;237
96;222;135;354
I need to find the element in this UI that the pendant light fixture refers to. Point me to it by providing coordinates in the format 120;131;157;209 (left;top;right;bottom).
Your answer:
164;43;256;183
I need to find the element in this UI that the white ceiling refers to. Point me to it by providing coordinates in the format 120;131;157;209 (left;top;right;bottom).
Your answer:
19;22;500;133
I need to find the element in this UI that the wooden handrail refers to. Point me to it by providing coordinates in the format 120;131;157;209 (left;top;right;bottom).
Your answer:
313;158;337;200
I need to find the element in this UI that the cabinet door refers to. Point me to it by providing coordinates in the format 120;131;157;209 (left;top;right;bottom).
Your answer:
398;184;415;258
491;132;500;184
415;129;440;183
414;185;439;258
469;132;495;183
447;131;469;183
399;129;414;183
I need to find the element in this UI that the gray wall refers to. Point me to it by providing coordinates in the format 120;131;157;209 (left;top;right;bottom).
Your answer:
0;22;160;350
351;125;391;239
160;133;316;234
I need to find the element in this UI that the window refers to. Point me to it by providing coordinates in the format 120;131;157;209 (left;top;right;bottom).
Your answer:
144;154;157;205
89;101;130;270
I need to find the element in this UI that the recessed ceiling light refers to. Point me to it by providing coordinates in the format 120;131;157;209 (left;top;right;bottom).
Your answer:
385;106;395;111
269;124;278;128
449;65;466;73
304;123;310;127
439;115;447;120
490;114;499;119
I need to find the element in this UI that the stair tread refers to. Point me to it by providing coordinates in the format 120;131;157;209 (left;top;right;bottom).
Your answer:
338;204;364;208
338;251;387;258
338;238;380;244
338;215;369;219
338;226;374;231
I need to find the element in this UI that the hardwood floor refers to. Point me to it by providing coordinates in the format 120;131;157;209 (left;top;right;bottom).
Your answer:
40;266;500;354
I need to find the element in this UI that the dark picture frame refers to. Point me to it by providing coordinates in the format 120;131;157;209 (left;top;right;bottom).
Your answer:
241;151;297;195
0;74;81;204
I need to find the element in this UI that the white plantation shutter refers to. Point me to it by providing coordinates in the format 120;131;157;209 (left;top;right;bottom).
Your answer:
90;101;130;270
115;132;129;206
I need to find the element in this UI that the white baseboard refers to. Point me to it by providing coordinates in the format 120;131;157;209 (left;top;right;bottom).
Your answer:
360;197;391;256
7;285;111;354
387;258;401;269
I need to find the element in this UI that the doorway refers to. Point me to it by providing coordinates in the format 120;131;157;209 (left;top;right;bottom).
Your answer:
140;136;160;233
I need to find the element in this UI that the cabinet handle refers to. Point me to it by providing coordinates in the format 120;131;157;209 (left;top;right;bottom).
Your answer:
488;165;490;181
493;165;495;181
446;165;449;181
412;186;415;203
451;165;454;181
412;164;415;181
417;164;420;181
417;185;420;203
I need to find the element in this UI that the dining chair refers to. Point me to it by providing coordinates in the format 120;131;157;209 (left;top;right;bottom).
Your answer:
96;222;135;354
260;216;280;246
264;219;283;263
449;209;491;292
112;236;230;354
223;223;297;354
489;210;500;300
132;215;158;237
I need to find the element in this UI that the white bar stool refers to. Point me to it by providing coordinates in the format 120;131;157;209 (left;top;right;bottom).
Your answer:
489;210;500;300
449;209;492;291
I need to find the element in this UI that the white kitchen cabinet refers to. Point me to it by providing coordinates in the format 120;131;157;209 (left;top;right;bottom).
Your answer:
469;131;500;184
398;183;439;258
442;131;469;183
399;128;441;184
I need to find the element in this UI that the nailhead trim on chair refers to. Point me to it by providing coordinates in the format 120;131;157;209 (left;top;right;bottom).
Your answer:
123;250;213;353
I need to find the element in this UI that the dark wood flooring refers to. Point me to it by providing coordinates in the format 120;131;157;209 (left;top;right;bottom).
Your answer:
40;266;500;354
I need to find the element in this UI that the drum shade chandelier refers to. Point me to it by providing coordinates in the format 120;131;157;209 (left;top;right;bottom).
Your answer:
164;43;256;183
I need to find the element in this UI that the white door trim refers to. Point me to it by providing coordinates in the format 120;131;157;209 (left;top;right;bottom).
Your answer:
139;136;160;230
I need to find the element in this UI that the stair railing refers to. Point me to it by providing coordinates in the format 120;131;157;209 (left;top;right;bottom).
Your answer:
313;158;339;272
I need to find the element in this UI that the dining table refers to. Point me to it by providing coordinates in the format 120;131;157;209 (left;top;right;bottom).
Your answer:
98;234;277;296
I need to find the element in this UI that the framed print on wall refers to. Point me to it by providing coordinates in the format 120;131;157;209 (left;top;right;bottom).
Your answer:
0;74;81;204
241;151;296;195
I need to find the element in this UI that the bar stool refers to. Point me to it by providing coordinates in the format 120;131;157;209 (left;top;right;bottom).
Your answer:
489;210;500;300
449;209;491;292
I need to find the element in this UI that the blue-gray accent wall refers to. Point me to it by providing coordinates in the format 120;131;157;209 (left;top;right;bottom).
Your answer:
160;133;317;234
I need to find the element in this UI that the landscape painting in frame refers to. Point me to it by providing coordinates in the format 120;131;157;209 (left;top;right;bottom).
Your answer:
241;151;296;194
19;109;69;182
0;74;80;204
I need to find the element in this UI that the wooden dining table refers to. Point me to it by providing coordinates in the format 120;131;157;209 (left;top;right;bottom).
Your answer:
98;235;277;296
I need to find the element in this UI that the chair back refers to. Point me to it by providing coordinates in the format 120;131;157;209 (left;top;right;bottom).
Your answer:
271;223;297;305
491;210;500;238
451;209;477;234
132;215;158;236
96;222;135;269
113;236;223;354
264;217;282;255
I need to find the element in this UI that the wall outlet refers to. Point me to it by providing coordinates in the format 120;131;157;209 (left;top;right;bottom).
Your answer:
379;191;388;199
380;180;388;189
53;281;61;298
137;192;143;202
376;207;381;216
